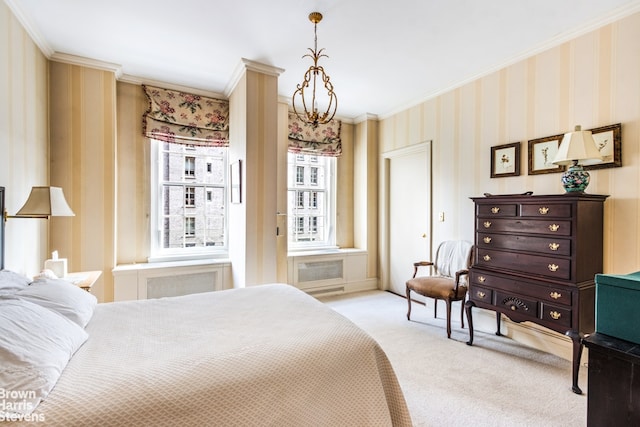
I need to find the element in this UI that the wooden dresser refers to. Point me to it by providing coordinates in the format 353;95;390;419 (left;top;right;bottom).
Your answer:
465;193;608;394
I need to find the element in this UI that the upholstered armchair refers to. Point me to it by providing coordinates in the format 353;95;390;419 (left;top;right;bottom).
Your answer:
406;240;474;338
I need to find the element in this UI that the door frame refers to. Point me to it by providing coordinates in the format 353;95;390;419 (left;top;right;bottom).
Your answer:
379;141;432;291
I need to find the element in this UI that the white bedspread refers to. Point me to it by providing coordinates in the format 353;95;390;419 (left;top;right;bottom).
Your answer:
25;284;412;426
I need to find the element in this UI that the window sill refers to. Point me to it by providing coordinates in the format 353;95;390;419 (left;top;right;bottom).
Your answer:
114;257;230;273
287;247;365;258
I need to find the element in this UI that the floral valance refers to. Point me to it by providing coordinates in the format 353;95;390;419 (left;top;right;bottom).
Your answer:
287;111;342;157
142;85;229;146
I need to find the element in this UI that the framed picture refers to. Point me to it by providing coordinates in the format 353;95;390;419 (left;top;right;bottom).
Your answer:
528;134;565;175
230;160;242;204
585;123;622;170
490;142;520;178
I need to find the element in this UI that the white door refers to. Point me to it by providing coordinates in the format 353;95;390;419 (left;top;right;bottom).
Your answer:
387;144;431;296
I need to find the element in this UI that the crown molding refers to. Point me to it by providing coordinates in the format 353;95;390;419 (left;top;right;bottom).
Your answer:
119;74;226;98
225;58;285;97
4;0;54;57
379;0;640;120
49;52;123;78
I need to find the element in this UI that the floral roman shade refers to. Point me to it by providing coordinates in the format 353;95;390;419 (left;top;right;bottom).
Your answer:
142;85;229;146
287;111;342;157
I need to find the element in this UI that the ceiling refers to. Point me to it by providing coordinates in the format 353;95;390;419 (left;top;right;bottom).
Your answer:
7;0;640;120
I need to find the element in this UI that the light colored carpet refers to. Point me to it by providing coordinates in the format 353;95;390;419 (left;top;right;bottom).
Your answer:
320;290;587;427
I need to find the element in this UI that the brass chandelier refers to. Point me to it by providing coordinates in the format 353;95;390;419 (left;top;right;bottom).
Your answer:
292;12;338;127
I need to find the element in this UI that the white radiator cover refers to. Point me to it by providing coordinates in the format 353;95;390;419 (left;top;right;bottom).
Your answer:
288;249;377;296
113;260;231;301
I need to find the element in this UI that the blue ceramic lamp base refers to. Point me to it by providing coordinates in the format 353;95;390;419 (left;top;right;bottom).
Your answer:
561;163;590;193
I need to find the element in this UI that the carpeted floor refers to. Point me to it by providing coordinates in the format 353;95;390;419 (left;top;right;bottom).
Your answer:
320;290;588;427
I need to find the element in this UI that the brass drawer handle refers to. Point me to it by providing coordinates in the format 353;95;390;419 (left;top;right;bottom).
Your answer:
548;264;559;272
483;255;491;261
549;242;560;251
539;207;549;215
483;236;492;244
483;221;492;228
491;207;500;214
548;224;560;232
478;276;486;283
550;311;562;320
550;291;562;299
477;291;486;298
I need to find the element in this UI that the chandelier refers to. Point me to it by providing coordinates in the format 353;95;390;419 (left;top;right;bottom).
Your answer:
292;12;338;127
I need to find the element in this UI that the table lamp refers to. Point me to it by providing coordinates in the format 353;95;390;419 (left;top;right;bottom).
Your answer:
552;125;602;193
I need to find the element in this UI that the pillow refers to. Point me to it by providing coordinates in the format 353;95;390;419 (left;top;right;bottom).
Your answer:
0;299;88;416
0;270;31;294
11;278;98;328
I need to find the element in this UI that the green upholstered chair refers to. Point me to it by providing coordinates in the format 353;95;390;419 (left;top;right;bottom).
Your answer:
406;240;473;338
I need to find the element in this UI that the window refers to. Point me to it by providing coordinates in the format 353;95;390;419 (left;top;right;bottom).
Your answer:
207;162;212;173
296;166;304;185
185;156;195;178
185;187;195;207
185;217;195;236
287;153;336;249
150;140;228;261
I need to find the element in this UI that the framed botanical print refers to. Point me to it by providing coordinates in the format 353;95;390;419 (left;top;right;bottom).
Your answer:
528;134;565;175
490;142;520;178
585;123;622;170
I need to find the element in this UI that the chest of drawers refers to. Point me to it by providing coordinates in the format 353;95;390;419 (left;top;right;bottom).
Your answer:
465;193;607;394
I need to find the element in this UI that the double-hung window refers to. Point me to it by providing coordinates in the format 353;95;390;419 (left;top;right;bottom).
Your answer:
287;153;336;249
150;140;228;261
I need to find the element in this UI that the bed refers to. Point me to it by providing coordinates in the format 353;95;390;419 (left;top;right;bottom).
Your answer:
0;228;412;426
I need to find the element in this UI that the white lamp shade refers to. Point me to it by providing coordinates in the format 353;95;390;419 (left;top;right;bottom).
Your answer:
552;126;603;166
15;186;75;217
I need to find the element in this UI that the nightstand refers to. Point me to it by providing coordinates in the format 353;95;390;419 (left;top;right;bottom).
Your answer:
64;270;102;292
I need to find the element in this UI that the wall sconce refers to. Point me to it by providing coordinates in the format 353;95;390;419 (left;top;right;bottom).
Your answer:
4;186;75;222
552;125;603;193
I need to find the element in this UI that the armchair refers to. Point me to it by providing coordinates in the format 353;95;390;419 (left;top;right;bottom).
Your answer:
406;240;473;338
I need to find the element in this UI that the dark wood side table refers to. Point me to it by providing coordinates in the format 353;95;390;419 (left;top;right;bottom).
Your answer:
583;333;640;426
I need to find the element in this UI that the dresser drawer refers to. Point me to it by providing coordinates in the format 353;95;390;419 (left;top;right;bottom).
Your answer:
541;302;572;328
471;270;572;306
520;203;572;218
476;248;571;280
469;285;493;304
477;203;517;217
476;233;571;256
478;218;572;236
495;291;538;320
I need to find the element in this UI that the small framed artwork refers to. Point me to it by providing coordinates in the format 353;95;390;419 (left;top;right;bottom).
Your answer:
585;123;622;170
490;142;520;178
528;134;565;175
230;160;242;204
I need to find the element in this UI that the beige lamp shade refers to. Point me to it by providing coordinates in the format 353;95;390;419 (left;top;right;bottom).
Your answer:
14;186;75;218
552;125;603;166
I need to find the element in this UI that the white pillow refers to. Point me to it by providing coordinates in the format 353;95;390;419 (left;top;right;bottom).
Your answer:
0;270;31;294
12;278;98;327
0;299;88;416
